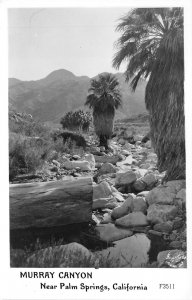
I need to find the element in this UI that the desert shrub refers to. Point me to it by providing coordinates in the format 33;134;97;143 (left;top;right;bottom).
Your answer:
53;130;87;149
60;110;92;132
9;133;52;180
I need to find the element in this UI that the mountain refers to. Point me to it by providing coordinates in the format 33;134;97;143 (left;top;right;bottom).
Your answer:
9;69;147;124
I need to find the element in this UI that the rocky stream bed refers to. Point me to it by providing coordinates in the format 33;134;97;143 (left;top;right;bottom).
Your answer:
10;131;186;268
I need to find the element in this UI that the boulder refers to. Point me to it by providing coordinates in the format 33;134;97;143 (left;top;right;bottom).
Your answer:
93;181;112;200
92;198;113;210
27;243;94;268
147;204;178;224
146;186;176;206
157;249;187;268
95;234;150;267
94;155;120;165
111;196;134;220
63;160;92;171
133;179;146;192
115;212;148;228
83;153;95;169
165;180;185;193
153;221;173;233
132;197;147;214
176;188;186;203
115;171;137;186
142;173;157;186
96;223;133;242
99;163;117;175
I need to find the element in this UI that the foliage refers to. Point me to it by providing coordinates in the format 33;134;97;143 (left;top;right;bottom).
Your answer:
85;73;122;147
113;8;184;180
60;110;92;132
113;8;183;90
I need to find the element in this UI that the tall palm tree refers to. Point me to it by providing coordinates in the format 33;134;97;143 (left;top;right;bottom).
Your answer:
85;73;122;148
113;8;184;180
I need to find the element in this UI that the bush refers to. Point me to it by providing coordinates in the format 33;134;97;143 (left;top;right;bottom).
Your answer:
9;133;52;180
60;110;92;132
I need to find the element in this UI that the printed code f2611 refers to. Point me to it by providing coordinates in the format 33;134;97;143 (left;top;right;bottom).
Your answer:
159;284;175;289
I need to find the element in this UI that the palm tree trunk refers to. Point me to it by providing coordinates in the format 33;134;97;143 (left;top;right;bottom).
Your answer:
145;44;185;181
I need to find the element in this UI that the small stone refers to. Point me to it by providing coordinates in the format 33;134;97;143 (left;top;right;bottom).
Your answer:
140;163;151;169
52;160;60;167
100;213;113;224
115;212;149;228
112;191;125;202
147;204;178;224
96;223;133;242
121;149;130;156
148;229;163;236
50;166;59;172
72;155;81;160
137;191;150;197
100;146;106;152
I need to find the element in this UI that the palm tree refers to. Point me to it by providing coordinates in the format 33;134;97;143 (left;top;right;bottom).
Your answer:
85;73;122;148
113;8;184;180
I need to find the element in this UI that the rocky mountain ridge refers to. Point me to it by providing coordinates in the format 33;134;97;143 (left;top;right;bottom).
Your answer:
9;69;147;125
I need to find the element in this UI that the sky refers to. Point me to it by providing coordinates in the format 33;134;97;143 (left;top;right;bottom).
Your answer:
8;7;131;80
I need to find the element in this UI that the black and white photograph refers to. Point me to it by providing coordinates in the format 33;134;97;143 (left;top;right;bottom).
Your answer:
0;0;192;299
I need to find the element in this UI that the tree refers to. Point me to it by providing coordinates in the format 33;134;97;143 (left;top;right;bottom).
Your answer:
85;73;122;148
113;8;184;180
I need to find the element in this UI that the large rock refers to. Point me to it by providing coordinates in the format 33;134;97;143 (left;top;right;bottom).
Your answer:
99;163;117;175
115;170;137;186
26;243;94;268
96;223;133;242
94;154;120;165
146;186;176;206
153;221;173;233
83;153;95;169
93;181;112;200
147;204;178;224
133;179;146;192
164;180;185;193
142;173;157;186
92;197;113;210
132;197;147;214
157;250;187;268
115;212;148;228
111;196;133;220
63;160;92;171
95;234;150;267
176;188;186;203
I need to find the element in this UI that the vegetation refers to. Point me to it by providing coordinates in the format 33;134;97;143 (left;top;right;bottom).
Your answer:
113;8;184;180
85;73;122;148
60;110;92;132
